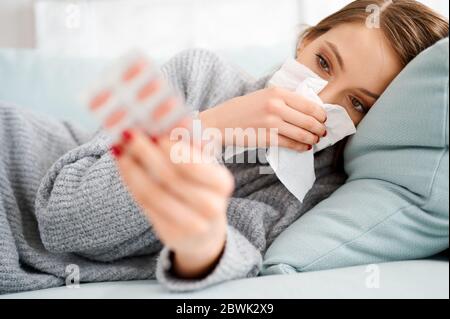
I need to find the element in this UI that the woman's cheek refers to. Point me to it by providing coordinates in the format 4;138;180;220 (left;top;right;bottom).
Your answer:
345;107;363;126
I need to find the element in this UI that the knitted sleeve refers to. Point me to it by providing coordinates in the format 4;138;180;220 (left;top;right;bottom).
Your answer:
34;49;252;263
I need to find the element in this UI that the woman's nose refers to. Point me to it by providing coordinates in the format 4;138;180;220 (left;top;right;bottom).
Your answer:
318;85;340;105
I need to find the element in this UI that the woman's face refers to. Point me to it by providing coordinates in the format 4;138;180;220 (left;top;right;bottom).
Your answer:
297;23;403;125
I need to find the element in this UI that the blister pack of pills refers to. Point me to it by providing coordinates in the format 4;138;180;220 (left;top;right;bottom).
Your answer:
84;50;188;144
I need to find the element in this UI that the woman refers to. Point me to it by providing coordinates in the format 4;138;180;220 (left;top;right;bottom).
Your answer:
0;0;448;294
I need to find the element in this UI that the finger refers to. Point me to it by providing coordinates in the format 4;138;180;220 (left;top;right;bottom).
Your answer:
158;137;235;196
261;129;310;151
279;104;326;137
121;128;215;211
115;150;208;231
278;121;320;145
276;135;312;152
167;182;227;220
121;128;177;183
118;131;229;220
279;89;327;123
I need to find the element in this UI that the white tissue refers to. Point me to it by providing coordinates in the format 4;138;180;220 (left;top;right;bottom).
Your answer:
225;59;356;202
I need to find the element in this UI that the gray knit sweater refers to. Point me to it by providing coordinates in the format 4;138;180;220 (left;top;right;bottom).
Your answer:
0;49;346;295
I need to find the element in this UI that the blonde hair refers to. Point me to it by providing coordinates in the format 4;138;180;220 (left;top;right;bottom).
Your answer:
301;0;449;67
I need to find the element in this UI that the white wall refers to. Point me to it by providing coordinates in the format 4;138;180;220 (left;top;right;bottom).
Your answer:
33;0;301;59
0;0;448;50
0;0;35;48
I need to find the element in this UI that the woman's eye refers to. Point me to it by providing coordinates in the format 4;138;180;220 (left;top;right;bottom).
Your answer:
350;97;367;114
316;54;330;73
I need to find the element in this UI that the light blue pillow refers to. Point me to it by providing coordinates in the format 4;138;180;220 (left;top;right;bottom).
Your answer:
263;38;449;274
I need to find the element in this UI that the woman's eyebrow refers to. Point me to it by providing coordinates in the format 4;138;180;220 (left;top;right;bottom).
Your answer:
324;41;381;101
325;41;345;71
358;88;380;100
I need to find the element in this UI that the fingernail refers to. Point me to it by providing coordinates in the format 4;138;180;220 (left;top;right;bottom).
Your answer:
323;130;328;137
122;130;133;143
150;135;159;144
308;145;313;151
111;144;123;158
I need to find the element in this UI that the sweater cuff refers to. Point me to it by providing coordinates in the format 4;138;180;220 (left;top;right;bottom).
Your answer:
156;226;262;292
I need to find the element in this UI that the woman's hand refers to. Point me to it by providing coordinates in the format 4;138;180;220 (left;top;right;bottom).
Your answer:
112;129;234;279
199;87;328;152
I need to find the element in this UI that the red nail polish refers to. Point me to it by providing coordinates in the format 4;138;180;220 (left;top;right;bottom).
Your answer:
150;136;159;144
122;130;133;142
308;145;313;151
323;130;328;137
111;145;123;158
